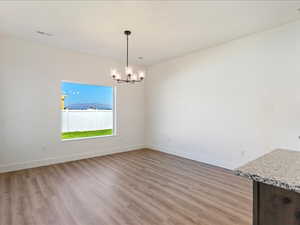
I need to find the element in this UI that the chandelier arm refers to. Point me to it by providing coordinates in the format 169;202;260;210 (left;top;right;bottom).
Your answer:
116;79;130;83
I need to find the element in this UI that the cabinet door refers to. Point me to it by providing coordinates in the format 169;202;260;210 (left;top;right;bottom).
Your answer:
254;182;300;225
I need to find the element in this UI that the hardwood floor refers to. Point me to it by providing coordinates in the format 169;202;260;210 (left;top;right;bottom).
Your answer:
0;149;252;225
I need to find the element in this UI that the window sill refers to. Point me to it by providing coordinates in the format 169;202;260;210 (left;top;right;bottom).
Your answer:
61;134;117;142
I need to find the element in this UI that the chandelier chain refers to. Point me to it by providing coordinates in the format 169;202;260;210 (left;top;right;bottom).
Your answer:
126;33;129;67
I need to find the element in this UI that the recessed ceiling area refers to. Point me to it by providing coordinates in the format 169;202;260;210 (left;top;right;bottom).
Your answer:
0;1;300;66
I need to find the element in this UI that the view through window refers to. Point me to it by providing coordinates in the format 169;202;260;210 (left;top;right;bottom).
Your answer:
61;81;114;140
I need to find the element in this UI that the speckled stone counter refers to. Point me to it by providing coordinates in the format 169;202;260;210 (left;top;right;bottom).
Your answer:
235;149;300;225
235;149;300;193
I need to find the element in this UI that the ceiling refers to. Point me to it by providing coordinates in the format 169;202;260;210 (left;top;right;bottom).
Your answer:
0;1;300;66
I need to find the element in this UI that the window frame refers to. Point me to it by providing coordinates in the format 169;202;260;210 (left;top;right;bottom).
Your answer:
60;80;117;142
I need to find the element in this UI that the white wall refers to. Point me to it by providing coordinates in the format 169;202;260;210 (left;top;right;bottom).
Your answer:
0;35;145;172
146;20;300;169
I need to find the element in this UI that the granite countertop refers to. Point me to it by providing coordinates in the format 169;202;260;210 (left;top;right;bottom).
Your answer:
235;149;300;193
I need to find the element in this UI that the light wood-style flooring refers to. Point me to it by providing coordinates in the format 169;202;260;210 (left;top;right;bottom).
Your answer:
0;149;252;225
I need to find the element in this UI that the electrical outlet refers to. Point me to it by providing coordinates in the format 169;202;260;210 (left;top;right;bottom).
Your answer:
241;150;245;157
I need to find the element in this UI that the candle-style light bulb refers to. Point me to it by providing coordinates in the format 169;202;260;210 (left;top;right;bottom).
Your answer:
139;71;145;80
132;74;137;81
125;66;133;75
115;73;121;80
111;69;117;79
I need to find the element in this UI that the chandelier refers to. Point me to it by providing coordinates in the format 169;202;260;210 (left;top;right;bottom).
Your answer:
111;30;145;83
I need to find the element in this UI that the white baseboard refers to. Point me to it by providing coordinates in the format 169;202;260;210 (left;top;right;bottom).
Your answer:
0;144;145;173
1;144;233;173
147;144;200;162
147;144;232;170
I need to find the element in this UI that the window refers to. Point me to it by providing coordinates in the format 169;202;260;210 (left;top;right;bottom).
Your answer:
61;81;115;140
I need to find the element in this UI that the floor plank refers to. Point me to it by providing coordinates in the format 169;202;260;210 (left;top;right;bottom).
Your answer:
0;149;252;225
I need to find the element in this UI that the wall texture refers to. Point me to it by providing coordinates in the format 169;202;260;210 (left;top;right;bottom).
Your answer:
146;20;300;169
0;35;145;172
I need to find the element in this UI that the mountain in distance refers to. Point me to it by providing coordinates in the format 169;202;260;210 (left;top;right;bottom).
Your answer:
65;103;112;110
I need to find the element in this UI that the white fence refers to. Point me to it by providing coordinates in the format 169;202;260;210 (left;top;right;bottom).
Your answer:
61;110;113;132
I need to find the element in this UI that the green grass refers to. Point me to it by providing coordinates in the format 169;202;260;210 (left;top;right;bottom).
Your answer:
62;129;113;140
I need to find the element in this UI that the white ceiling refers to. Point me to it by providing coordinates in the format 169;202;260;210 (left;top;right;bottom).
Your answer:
0;1;300;66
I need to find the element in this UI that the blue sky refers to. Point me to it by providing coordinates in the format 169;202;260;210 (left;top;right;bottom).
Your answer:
61;82;113;107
